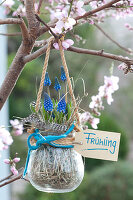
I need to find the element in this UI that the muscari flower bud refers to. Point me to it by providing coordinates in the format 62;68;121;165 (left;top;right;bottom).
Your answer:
44;72;51;86
61;66;66;82
54;77;61;91
57;94;66;113
44;92;53;111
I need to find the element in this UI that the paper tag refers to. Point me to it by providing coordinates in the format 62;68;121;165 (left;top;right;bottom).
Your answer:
74;129;121;161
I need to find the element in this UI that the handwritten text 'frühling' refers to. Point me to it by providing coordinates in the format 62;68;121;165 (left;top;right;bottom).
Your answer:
84;133;117;154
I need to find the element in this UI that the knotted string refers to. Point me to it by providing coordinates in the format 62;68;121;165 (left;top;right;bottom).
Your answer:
22;124;75;178
35;37;54;112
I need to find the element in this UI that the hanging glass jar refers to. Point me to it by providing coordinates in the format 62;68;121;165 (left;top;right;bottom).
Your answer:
27;141;84;193
22;37;84;193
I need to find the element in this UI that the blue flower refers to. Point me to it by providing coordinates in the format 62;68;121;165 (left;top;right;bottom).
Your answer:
44;72;51;86
44;92;53;111
54;77;61;91
61;66;66;81
57;94;66;113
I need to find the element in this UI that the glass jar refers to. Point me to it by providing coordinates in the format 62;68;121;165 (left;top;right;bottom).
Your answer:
27;144;84;193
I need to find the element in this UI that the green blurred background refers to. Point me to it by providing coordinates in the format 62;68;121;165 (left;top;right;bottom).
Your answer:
8;16;133;200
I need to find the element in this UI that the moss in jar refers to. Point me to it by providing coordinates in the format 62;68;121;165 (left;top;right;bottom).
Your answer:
27;145;84;193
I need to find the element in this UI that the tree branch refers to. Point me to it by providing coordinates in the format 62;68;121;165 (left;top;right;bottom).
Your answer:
0;17;29;42
0;41;33;111
0;168;24;187
0;32;21;36
84;0;93;5
19;18;30;42
34;39;47;47
24;42;133;67
0;18;22;25
38;0;121;37
75;0;121;20
35;14;57;38
38;20;57;37
25;0;40;36
0;172;23;187
37;0;43;14
23;43;49;63
0;173;13;183
0;1;41;110
94;23;133;54
68;46;133;65
0;43;31;110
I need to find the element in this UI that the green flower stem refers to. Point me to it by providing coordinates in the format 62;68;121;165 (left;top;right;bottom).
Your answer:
46;111;49;121
58;91;60;101
65;81;67;103
47;86;50;97
48;111;52;122
68;0;74;17
0;0;6;5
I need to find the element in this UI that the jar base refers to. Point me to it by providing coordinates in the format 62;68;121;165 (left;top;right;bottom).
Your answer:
30;184;80;193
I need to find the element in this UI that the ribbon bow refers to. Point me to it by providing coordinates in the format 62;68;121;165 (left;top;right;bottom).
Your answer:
22;124;75;178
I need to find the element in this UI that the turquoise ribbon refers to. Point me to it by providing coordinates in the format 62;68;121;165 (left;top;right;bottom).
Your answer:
22;124;75;178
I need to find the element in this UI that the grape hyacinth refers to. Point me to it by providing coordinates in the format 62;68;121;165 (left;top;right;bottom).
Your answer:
54;77;61;91
57;94;66;113
61;66;66;82
44;72;51;86
44;92;53;111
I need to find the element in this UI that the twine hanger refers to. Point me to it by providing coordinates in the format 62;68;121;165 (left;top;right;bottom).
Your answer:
35;36;80;125
35;37;54;113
